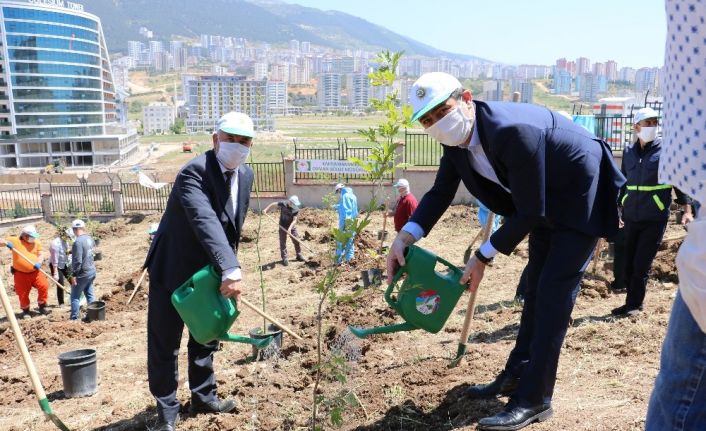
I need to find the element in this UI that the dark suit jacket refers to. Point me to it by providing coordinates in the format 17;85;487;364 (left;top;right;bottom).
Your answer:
144;150;253;292
410;101;626;255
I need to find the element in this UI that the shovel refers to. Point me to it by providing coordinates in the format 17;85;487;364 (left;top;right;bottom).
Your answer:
262;211;316;255
449;212;495;368
126;267;148;305
0;276;71;430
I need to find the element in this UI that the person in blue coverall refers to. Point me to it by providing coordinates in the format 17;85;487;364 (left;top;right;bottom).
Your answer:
386;72;625;430
334;183;358;263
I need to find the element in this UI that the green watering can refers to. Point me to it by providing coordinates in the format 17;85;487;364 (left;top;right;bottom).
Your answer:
349;245;465;338
172;265;273;349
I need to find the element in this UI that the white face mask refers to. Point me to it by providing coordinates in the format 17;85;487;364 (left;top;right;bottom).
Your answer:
217;142;250;170
637;126;658;143
26;237;35;244
424;104;473;147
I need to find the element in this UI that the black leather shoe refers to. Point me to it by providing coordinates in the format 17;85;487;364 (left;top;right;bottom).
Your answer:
478;403;553;430
190;398;238;415
465;370;520;399
153;415;178;431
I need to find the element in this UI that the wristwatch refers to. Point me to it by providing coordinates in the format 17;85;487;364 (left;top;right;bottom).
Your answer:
474;249;493;265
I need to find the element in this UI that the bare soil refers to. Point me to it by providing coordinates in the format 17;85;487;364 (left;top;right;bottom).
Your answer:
0;206;685;431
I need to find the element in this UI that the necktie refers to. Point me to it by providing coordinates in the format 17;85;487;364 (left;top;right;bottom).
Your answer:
224;170;235;221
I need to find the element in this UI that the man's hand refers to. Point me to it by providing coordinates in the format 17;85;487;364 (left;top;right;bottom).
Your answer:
618;217;624;229
52;271;59;281
70;277;77;287
220;278;243;303
386;231;415;284
460;255;486;293
682;210;694;226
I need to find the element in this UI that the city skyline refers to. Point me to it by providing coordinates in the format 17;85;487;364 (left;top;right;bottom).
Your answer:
283;0;666;69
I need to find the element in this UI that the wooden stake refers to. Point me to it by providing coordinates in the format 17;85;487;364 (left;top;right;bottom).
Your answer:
240;297;303;340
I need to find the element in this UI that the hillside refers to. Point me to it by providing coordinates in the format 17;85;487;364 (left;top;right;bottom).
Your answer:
86;0;487;61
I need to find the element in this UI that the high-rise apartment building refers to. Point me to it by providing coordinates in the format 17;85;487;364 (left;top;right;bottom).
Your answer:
183;75;273;133
0;0;137;168
317;73;341;109
553;70;572;95
266;81;287;116
576;57;591;75
346;73;369;109
635;67;659;93
605;60;618;82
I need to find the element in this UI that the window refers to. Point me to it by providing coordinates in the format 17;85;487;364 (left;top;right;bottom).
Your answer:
9;49;100;65
14;88;102;100
5;35;99;54
3;7;98;30
12;75;101;88
16;114;103;126
16;126;102;138
4;21;98;43
51;142;71;152
14;102;102;113
11;62;100;77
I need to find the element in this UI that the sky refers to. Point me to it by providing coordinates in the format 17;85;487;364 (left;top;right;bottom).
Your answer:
282;0;666;69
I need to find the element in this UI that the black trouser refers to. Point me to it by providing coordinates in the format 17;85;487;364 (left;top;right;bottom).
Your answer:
147;280;219;423
623;219;668;309
48;263;70;305
505;224;597;405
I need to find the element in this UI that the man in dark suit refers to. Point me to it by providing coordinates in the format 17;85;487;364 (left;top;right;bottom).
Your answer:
387;73;625;430
145;112;255;431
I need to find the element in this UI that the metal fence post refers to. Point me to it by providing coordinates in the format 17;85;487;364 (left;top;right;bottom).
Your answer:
112;189;123;217
40;192;53;223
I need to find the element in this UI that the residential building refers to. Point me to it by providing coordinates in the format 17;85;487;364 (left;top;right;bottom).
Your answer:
128;40;143;63
301;41;311;55
605;60;618;81
253;62;268;80
317;73;341;109
593;62;605;77
183;75;273;133
553;70;572;94
635;67;659;93
266;81;287;115
0;0;138;168
481;80;504;101
579;73;599;101
519;81;533;104
346;73;369;109
576;57;591;75
142;102;175;134
619;67;636;83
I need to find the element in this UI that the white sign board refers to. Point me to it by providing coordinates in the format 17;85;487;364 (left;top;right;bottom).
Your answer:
295;160;366;175
28;0;84;12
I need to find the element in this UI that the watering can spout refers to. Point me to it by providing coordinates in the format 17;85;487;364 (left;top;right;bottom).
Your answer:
348;322;416;339
220;333;273;348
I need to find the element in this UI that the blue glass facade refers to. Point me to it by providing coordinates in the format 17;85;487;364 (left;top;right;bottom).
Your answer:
9;49;100;65
3;7;97;30
10;62;101;76
13;89;102;100
4;21;98;42
5;35;99;54
0;2;135;168
11;75;101;88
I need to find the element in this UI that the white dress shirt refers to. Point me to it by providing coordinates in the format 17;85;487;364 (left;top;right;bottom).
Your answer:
218;161;241;281
402;125;508;258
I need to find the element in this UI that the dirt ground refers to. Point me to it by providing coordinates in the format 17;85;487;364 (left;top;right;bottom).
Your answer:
0;205;687;431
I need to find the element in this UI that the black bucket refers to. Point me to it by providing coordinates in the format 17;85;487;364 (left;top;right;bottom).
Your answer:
86;301;105;322
58;348;97;398
249;324;283;358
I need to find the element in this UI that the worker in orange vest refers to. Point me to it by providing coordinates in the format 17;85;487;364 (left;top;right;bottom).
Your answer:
0;225;49;318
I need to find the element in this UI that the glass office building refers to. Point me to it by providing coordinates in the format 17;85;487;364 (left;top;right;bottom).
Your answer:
0;1;137;168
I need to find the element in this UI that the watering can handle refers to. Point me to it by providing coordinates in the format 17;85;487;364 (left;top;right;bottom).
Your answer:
436;255;464;278
384;266;407;307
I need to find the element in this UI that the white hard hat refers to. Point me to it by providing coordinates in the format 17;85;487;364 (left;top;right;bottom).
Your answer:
21;224;39;238
289;195;301;207
410;72;463;122
393;179;409;188
215;112;256;138
71;219;86;229
334;183;345;192
633;107;660;124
